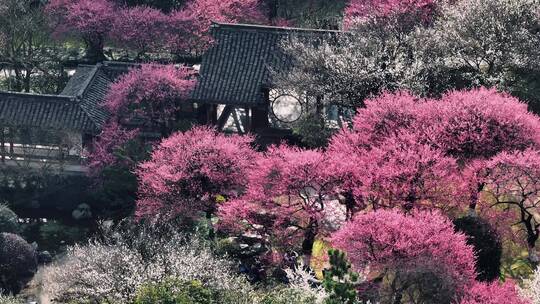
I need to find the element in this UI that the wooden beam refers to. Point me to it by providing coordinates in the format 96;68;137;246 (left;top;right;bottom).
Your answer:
217;105;234;131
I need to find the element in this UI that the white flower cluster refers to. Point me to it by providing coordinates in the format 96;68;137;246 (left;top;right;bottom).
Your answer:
284;262;328;304
40;225;254;303
520;266;540;304
0;293;24;304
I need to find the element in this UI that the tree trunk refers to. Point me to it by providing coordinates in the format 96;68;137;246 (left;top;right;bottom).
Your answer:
85;35;106;63
301;222;317;266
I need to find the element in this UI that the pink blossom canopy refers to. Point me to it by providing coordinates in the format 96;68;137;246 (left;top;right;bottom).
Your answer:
332;209;477;297
460;281;529;304
136;126;256;218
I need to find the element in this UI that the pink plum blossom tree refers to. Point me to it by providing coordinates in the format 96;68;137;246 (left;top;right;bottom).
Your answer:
46;0;117;62
110;6;169;56
218;145;342;264
136;126;257;219
104;64;196;136
332;209;477;303
328;88;540;216
167;0;268;56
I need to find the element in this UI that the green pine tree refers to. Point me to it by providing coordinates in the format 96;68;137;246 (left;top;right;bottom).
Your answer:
323;249;360;304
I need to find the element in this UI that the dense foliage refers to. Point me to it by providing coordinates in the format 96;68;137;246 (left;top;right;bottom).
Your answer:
332;209;477;303
0;205;19;234
0;233;37;295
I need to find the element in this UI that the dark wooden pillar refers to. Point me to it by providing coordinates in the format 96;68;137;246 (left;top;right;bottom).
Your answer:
208;104;218;125
197;104;219;125
243;107;251;132
251;106;270;131
8;127;14;157
252;89;270;132
0;125;5;163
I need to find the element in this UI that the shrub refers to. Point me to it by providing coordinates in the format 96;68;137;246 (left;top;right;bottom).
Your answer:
453;216;502;282
134;279;213;304
0;205;19;234
41;223;254;303
0;233;38;295
292;113;335;149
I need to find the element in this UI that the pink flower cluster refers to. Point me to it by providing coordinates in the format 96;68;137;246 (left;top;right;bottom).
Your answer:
136;126;256;218
104;63;195;127
344;0;440;28
460;281;528;304
332;209;477;297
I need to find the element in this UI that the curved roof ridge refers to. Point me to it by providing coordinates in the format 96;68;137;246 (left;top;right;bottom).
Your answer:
0;91;75;101
212;22;344;34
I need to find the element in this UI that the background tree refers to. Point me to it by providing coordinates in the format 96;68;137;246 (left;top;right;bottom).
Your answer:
332;209;477;304
114;0;186;12
416;0;540;110
111;6;169;57
0;0;64;93
167;0;268;56
343;0;440;30
46;0;117;63
263;0;346;28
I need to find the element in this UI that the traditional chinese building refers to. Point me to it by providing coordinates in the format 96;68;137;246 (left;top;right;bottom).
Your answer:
0;23;338;173
192;22;340;143
0;63;122;173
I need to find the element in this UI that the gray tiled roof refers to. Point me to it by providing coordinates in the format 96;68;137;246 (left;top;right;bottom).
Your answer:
192;22;339;106
61;65;97;96
0;62;134;133
0;92;97;131
60;63;116;130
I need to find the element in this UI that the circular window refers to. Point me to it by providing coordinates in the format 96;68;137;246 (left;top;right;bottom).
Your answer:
270;94;303;123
